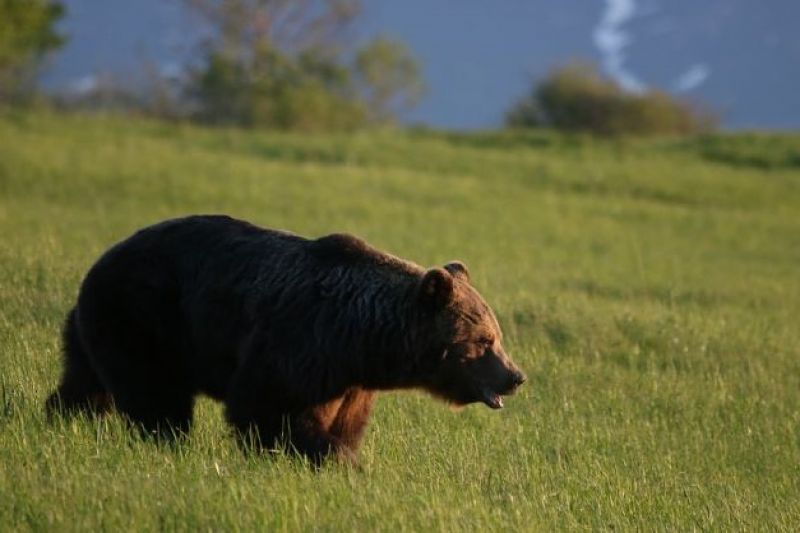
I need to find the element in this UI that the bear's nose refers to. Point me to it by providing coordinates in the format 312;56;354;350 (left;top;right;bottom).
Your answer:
512;371;527;387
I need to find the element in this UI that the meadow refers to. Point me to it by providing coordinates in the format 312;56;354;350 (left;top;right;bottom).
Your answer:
0;110;798;531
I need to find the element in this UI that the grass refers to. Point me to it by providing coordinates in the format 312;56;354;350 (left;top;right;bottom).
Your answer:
0;110;799;531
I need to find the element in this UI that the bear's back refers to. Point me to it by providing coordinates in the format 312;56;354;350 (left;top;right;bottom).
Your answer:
311;232;422;275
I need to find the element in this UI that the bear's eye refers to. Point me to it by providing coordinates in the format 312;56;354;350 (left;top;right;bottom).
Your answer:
477;337;494;348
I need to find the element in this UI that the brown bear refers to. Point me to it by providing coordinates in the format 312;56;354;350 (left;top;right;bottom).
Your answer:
46;215;525;464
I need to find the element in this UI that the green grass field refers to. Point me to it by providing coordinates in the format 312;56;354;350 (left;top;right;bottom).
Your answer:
1;110;799;531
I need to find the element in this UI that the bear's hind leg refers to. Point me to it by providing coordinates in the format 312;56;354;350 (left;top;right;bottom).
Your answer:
78;301;195;441
102;347;195;440
45;309;111;418
113;385;195;440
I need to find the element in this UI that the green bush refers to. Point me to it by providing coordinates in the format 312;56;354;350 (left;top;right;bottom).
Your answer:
507;63;717;136
184;1;421;131
189;46;367;131
0;0;65;104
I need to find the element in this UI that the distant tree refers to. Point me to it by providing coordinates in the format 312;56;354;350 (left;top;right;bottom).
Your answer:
185;0;361;61
184;0;361;129
354;36;423;123
0;0;66;104
506;62;717;136
183;0;421;130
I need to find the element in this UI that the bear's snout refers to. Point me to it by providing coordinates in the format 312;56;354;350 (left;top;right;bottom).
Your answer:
493;350;526;392
507;369;526;391
496;368;526;397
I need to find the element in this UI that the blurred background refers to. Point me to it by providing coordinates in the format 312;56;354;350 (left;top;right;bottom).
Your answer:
5;0;800;133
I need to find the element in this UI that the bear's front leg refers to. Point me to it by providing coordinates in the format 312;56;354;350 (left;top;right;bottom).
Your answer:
328;387;375;452
226;334;359;466
226;404;354;466
289;411;359;467
225;369;354;466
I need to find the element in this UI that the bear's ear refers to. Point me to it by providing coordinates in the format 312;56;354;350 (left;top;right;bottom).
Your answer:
419;268;454;308
444;261;469;282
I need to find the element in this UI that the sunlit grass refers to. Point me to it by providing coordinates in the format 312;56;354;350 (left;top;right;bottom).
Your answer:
1;110;798;530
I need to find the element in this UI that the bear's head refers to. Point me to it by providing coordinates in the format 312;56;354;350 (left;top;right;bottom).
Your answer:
415;262;526;409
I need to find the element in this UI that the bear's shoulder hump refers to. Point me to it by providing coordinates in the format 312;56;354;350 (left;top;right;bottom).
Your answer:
311;233;377;262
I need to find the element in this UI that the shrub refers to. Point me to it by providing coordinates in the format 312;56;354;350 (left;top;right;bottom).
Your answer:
184;1;421;131
507;63;717;136
0;0;65;104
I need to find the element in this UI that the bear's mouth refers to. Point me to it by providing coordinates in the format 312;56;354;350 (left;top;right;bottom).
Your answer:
480;387;504;409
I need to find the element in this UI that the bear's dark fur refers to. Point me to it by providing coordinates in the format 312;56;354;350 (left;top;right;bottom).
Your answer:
46;215;525;464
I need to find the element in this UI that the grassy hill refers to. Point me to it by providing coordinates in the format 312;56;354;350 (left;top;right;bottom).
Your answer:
1;111;798;530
